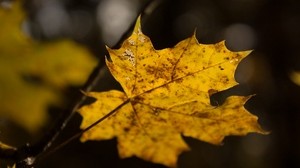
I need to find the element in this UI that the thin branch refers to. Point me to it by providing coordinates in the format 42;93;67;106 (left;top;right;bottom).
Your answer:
37;99;130;161
11;0;165;167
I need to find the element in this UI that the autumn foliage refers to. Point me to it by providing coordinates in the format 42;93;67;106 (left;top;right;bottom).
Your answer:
79;17;267;167
0;0;271;167
0;1;97;132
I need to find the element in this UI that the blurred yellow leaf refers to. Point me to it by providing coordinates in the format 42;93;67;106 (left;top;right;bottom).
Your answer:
0;1;97;133
0;141;16;151
289;71;300;86
7;164;16;168
79;17;267;167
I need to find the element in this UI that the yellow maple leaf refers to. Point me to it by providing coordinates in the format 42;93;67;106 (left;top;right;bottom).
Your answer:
0;1;97;133
79;17;267;167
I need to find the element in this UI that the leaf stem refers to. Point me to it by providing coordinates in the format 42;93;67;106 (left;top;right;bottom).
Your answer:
36;99;130;161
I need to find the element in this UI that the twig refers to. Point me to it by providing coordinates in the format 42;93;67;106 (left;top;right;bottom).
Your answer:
38;99;130;161
11;0;165;167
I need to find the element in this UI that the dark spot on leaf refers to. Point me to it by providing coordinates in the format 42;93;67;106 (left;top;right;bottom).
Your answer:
151;137;158;142
21;74;43;85
192;112;210;118
206;121;218;127
214;43;223;52
175;78;183;83
123;127;130;132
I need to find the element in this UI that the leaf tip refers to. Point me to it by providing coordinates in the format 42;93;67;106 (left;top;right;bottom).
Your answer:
192;28;197;37
105;45;110;50
250;120;270;135
133;15;142;35
239;49;253;59
105;45;114;55
258;127;271;135
191;29;200;42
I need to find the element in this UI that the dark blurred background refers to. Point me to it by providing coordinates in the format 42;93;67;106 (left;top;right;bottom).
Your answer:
1;0;300;167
